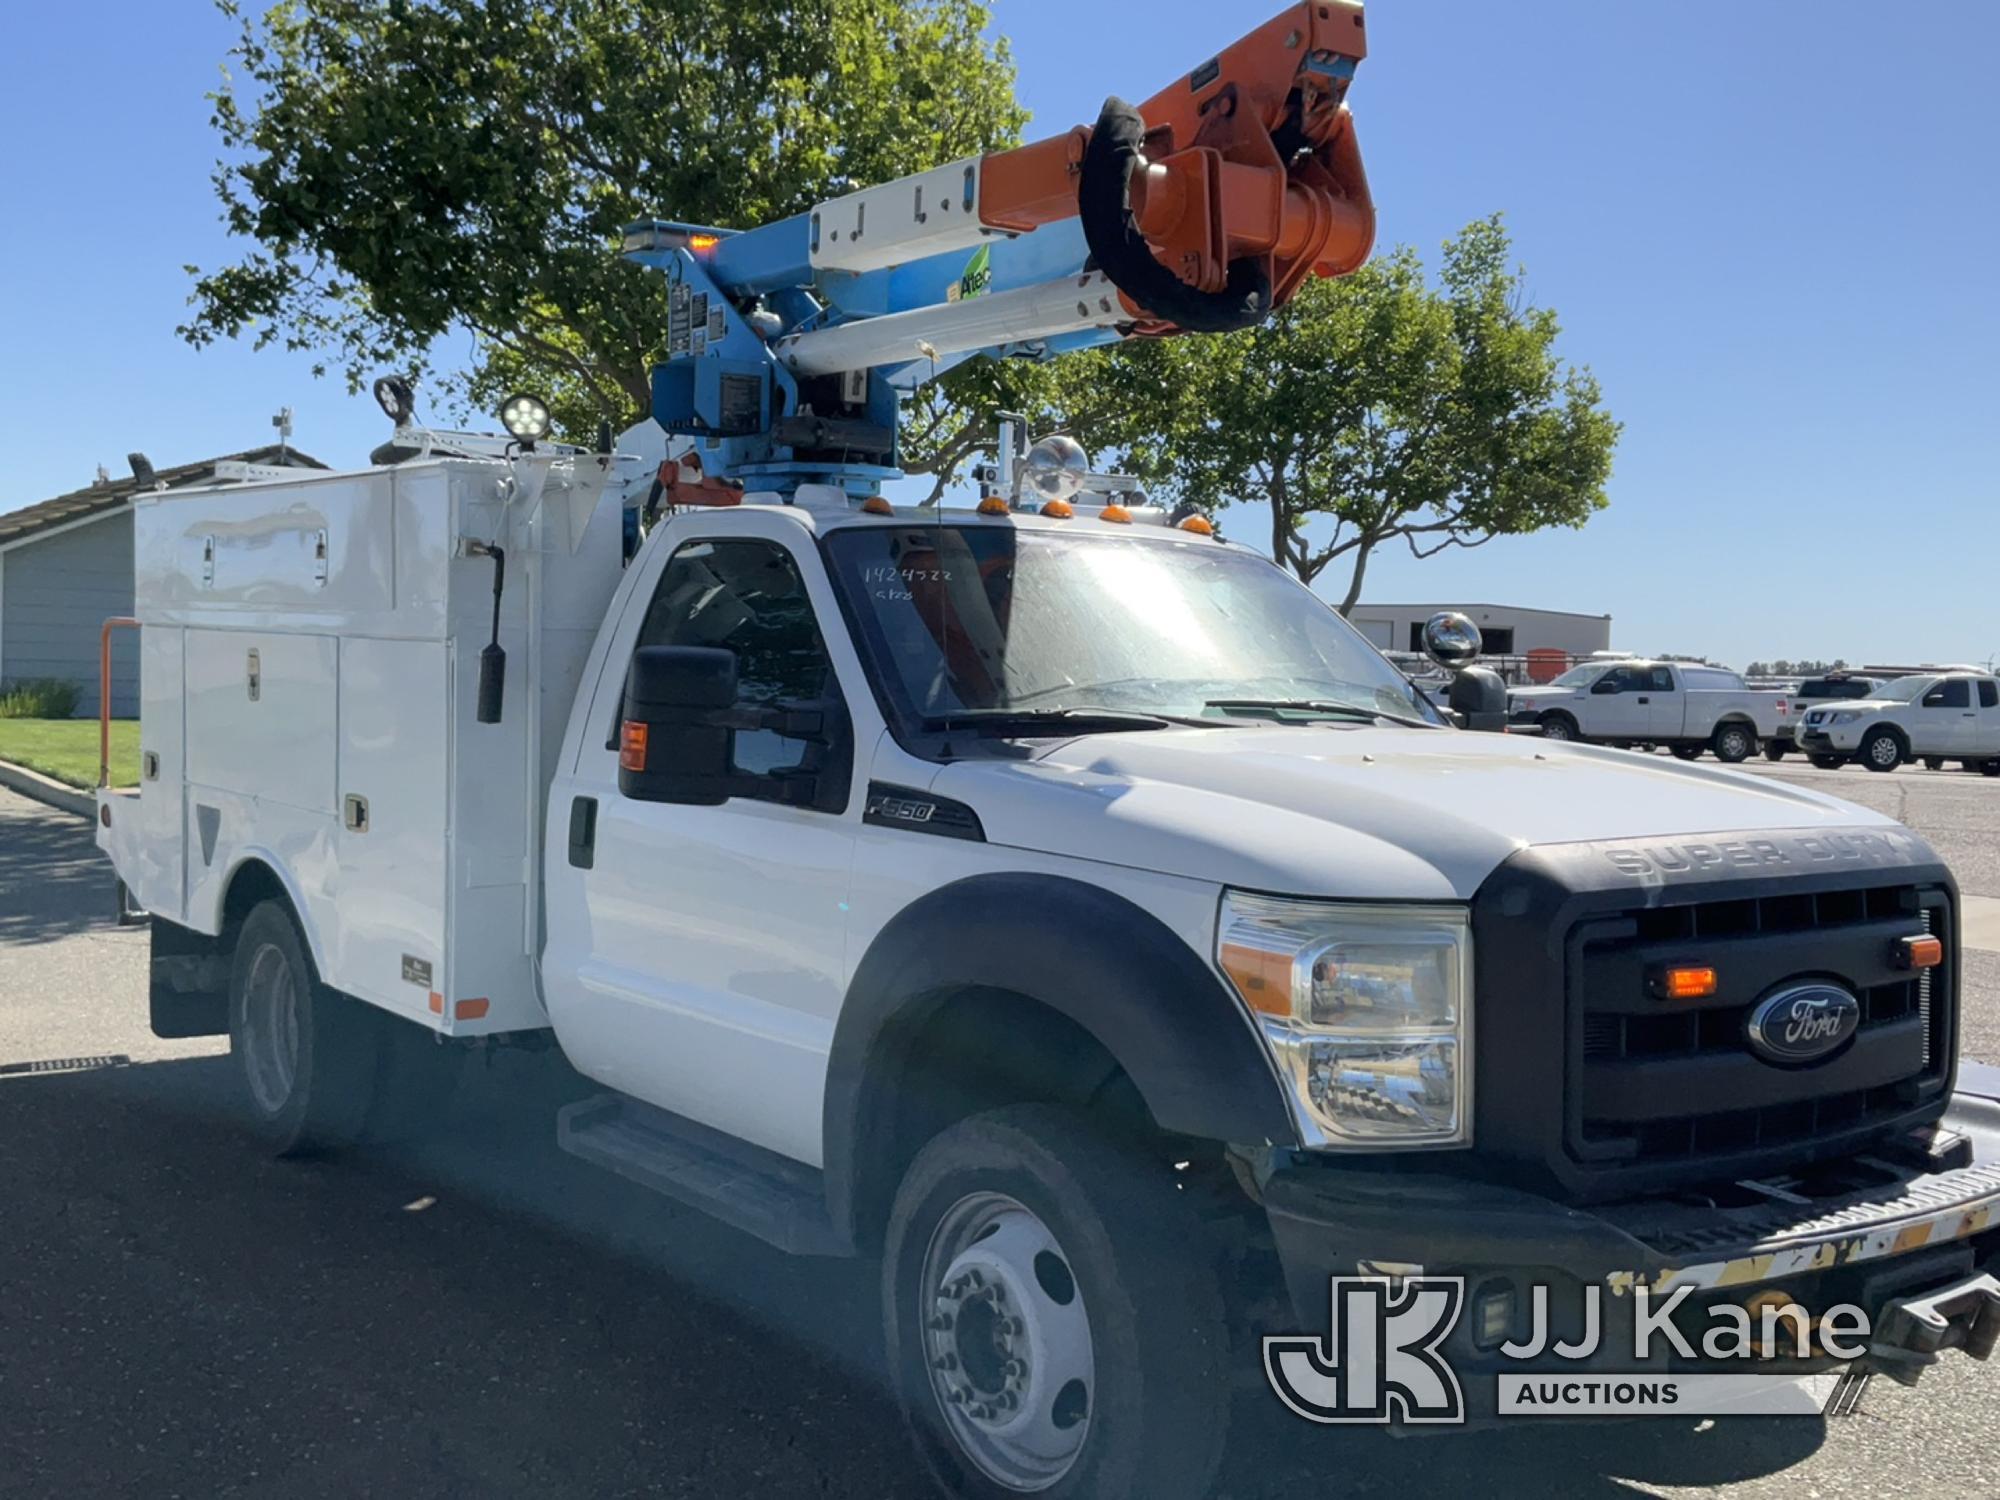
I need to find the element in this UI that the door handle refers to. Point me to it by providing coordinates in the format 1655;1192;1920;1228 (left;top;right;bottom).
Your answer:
1637;697;1650;704
568;796;598;869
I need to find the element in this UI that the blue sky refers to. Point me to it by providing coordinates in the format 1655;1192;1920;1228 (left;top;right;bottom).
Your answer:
3;1;1994;667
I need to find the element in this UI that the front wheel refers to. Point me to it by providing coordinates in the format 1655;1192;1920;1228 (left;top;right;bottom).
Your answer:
883;1105;1230;1500
1861;728;1906;773
1538;713;1579;743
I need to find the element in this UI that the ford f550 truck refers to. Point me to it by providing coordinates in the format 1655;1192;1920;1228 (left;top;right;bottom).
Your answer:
94;7;1999;1496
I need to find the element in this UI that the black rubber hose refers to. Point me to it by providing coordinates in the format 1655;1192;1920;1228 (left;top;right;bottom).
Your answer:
1077;96;1273;335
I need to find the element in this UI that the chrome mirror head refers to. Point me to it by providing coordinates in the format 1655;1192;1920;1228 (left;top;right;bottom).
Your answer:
1421;611;1483;671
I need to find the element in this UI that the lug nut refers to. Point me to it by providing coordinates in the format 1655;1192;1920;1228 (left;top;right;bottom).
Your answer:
1002;1359;1026;1379
944;1387;967;1406
996;1392;1020;1411
928;1315;954;1332
933;1353;959;1372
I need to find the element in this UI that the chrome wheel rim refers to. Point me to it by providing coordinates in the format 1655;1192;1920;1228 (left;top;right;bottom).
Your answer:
920;1192;1095;1492
1542;719;1571;741
1870;736;1899;768
240;943;301;1116
1720;728;1750;759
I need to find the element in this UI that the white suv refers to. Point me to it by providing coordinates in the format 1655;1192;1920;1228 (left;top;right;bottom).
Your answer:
1796;671;2000;773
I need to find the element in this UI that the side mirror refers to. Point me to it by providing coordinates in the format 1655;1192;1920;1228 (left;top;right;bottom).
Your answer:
1590;677;1621;696
1421;611;1482;672
619;646;739;805
1448;664;1511;732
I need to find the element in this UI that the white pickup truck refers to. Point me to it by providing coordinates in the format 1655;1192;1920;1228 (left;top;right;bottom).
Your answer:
1797;672;2000;774
96;439;2000;1498
1508;658;1792;762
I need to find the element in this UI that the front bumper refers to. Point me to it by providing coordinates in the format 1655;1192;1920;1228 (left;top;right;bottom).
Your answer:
1799;726;1866;752
1258;1075;2000;1424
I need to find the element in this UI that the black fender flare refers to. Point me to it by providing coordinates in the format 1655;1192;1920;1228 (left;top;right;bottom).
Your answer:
821;873;1299;1240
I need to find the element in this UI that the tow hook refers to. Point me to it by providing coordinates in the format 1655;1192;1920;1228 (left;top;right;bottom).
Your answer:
1864;1272;2000;1386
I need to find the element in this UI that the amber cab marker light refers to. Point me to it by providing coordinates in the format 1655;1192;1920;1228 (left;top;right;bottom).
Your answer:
976;496;1011;516
859;496;894;515
619;721;649;773
1040;499;1075;519
1099;504;1133;524
1898;934;1944;971
1655;965;1719;1001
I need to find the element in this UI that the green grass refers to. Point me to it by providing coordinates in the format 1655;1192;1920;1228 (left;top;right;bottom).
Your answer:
0;718;140;789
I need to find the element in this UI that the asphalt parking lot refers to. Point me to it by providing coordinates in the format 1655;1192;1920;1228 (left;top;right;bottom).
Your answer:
1;763;1995;1499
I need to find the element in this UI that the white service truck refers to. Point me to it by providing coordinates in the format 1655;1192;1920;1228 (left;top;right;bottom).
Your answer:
1508;658;1793;762
96;435;2000;1498
1797;672;2000;774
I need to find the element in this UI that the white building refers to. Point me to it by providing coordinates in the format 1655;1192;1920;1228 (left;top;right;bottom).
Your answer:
1348;602;1612;660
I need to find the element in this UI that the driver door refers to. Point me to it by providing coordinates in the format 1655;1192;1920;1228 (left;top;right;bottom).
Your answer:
1588;666;1651;738
1913;678;1973;756
543;527;864;1167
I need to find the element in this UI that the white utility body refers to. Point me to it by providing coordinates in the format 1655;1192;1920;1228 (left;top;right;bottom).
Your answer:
1507;657;1794;760
99;447;631;1037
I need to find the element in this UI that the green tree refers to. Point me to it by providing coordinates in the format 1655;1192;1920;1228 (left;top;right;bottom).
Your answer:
183;0;1027;448
1127;217;1619;613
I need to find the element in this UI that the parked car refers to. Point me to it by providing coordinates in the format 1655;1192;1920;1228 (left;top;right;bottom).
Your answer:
1764;673;1881;760
1506;659;1791;762
1797;671;2000;773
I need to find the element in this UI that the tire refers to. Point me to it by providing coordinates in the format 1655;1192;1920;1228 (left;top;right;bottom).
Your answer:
1808;754;1848;771
1711;723;1756;764
1922;757;1947;772
1669;744;1703;761
1763;742;1789;762
228;900;380;1155
1537;712;1579;743
1860;727;1905;774
883;1105;1230;1500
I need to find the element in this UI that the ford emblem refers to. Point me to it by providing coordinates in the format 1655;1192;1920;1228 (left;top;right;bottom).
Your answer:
1746;983;1862;1065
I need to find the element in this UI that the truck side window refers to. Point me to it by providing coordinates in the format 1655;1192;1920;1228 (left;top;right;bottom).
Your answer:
636;539;842;780
1647;667;1675;692
1923;680;1970;709
1982;681;1999;709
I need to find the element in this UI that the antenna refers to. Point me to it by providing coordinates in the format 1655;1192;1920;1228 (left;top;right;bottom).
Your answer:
272;406;294;463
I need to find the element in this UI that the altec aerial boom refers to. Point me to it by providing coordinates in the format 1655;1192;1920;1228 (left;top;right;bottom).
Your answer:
622;0;1374;496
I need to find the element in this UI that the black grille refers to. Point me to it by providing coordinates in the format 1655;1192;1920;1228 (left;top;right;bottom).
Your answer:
1567;884;1953;1173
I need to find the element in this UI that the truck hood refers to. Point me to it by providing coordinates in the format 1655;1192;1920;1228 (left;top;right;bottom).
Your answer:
1507;684;1582;705
1803;700;1894;718
930;727;1899;901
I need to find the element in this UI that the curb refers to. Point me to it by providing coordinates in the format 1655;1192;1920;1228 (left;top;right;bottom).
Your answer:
0;758;96;820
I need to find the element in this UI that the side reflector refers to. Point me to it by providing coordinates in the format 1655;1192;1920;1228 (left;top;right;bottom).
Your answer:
1898;934;1944;970
1219;941;1294;1018
455;998;491;1021
428;991;444;1015
619;721;649;772
1655;965;1719;1001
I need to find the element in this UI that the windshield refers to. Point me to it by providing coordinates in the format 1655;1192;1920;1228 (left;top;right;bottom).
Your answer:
1549;664;1606;686
823;525;1443;729
1868;676;1936;702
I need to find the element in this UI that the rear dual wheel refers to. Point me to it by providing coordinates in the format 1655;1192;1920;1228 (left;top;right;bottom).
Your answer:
229;900;460;1155
884;1106;1230;1500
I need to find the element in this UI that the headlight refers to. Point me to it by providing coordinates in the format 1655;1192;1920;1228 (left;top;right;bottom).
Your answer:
1829;710;1862;725
1217;894;1471;1149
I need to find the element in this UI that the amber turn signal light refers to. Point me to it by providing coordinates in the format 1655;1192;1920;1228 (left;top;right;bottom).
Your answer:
619;721;649;773
1896;934;1944;970
1654;964;1719;1001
